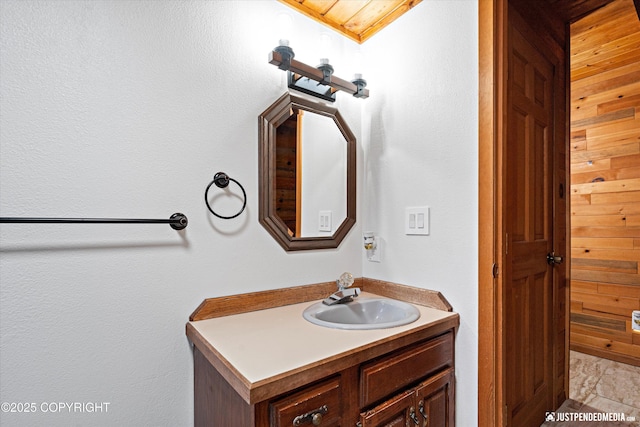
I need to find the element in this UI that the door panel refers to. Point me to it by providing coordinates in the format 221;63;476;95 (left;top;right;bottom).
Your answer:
505;8;555;427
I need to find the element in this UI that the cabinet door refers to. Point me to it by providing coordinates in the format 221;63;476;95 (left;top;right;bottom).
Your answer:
358;388;415;427
415;369;455;427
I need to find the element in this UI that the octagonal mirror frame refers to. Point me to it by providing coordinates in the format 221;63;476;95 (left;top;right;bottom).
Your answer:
258;93;356;251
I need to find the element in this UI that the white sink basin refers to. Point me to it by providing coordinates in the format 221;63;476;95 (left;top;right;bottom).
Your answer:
302;297;421;330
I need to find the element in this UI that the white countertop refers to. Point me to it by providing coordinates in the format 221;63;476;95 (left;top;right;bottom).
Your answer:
188;292;458;385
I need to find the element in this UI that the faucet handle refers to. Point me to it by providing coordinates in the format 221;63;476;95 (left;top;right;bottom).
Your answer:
337;272;354;290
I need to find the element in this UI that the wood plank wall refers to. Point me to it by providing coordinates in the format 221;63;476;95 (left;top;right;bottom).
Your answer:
569;0;640;366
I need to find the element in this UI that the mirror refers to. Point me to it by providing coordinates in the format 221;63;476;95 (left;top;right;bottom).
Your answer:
259;93;356;251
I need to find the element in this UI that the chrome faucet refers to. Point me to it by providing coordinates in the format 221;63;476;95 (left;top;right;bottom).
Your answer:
322;272;360;305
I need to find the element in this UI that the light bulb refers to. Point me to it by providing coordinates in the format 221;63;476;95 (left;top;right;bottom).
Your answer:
276;13;293;43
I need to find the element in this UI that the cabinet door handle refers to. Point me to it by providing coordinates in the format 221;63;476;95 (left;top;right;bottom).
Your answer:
419;401;429;425
293;405;328;426
409;407;420;425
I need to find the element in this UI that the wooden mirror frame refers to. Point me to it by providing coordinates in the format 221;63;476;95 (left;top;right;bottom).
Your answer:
259;93;356;251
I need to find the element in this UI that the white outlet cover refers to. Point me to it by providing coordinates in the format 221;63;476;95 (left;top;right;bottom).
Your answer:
405;207;429;235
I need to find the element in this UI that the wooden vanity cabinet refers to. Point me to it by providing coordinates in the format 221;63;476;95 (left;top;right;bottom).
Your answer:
193;330;455;427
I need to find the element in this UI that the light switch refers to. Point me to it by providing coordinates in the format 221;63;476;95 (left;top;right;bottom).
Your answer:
405;207;429;235
319;211;332;232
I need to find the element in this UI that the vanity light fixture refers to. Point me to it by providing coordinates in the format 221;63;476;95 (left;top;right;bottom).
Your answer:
269;40;369;102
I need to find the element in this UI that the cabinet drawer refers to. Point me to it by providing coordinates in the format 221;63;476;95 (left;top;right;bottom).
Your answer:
270;377;342;427
360;332;453;408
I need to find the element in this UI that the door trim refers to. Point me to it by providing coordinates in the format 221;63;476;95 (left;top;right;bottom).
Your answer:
478;0;507;425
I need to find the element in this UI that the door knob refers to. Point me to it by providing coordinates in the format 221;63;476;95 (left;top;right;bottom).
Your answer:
547;252;563;266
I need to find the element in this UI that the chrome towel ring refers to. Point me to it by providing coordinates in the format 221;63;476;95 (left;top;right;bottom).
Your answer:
204;172;247;219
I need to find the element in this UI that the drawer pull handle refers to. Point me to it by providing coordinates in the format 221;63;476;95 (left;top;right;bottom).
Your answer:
409;407;420;425
293;405;328;426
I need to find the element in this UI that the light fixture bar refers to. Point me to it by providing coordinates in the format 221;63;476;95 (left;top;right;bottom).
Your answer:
288;71;337;102
269;49;369;101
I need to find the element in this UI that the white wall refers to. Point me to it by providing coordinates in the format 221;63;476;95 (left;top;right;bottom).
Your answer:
0;0;478;426
0;2;362;426
361;2;479;426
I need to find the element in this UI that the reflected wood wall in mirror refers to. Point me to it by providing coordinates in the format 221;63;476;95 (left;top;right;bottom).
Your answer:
275;110;300;236
259;93;356;251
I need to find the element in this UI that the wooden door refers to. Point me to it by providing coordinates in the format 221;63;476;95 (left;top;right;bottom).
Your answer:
503;8;556;427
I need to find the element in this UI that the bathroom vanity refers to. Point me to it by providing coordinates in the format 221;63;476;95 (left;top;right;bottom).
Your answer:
186;278;459;426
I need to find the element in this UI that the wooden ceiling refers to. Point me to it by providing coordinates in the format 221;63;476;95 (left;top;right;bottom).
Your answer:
545;0;617;22
277;0;634;45
278;0;422;44
570;0;640;80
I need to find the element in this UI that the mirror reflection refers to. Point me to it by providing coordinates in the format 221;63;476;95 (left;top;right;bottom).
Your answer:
275;109;347;237
259;93;356;251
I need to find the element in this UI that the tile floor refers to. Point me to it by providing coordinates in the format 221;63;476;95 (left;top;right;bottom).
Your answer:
541;351;640;426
